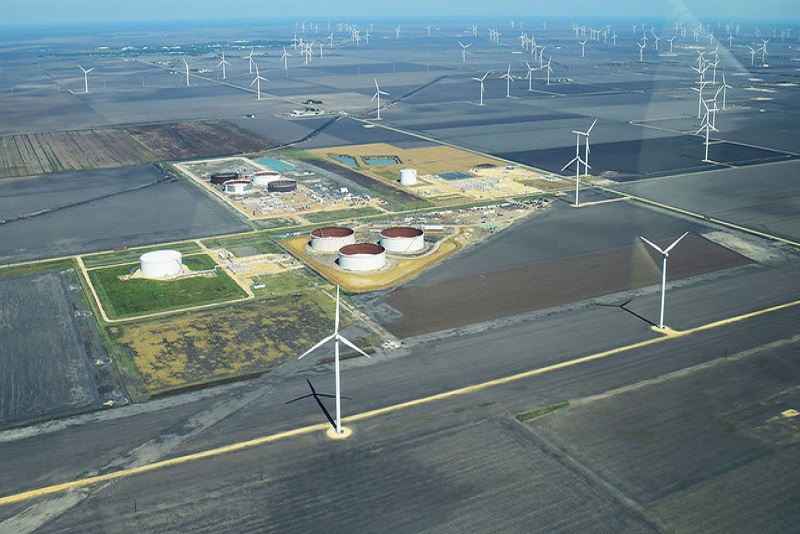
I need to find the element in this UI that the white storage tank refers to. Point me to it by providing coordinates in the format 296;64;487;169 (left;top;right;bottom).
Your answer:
380;227;425;254
252;171;282;188
223;179;253;195
338;243;386;271
309;227;356;252
140;250;183;278
399;168;417;185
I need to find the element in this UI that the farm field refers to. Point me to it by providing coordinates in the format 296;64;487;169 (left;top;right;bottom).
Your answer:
108;290;358;398
126;120;279;161
0;270;102;427
0;129;156;179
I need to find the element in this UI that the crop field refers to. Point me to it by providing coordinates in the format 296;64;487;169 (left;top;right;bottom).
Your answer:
88;254;248;320
126;120;278;161
107;290;351;398
0;270;101;427
0;129;156;179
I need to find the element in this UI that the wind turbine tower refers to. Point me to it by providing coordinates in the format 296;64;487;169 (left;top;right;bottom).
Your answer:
639;232;689;329
298;286;369;435
251;64;268;100
183;59;190;86
561;130;589;206
501;64;513;97
78;65;94;93
372;79;388;119
457;41;471;63
472;72;489;105
217;52;230;79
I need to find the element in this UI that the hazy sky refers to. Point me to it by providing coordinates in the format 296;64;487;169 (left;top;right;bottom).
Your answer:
4;0;797;26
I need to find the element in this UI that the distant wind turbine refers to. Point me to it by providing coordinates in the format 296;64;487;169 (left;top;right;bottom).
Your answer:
472;71;489;105
182;59;190;86
245;48;255;74
457;41;471;63
561;130;589;206
251;63;268;100
217;52;230;79
501;64;514;97
372;79;388;120
78;65;94;93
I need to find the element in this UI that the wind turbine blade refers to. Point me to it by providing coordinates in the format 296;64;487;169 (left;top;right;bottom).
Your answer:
298;333;335;359
586;119;597;135
561;156;579;172
338;335;370;358
640;236;665;254
664;231;690;253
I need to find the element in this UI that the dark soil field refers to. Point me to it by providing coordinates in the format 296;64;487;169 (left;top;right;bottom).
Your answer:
0;270;102;427
126;120;279;160
384;234;751;337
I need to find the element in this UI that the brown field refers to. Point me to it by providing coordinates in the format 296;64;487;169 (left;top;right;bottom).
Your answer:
108;290;352;398
384;234;752;337
0;129;156;178
127;120;278;160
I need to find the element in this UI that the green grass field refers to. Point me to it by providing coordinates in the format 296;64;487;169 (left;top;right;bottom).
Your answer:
89;254;247;319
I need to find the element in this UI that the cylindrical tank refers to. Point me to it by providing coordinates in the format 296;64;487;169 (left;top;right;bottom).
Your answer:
268;179;298;193
223;179;253;195
252;171;282;187
210;172;238;185
309;227;356;252
399;168;417;185
140;250;183;278
380;227;425;253
338;243;386;271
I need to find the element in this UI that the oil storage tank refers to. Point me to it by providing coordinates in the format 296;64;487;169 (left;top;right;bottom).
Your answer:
268;179;297;193
380;227;425;254
399;168;417;185
210;172;238;185
252;170;281;188
140;250;183;278
338;243;386;271
310;227;356;252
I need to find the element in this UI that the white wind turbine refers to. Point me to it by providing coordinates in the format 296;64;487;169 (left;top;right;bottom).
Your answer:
574;119;597;176
217;52;230;79
719;73;732;110
544;57;553;85
244;48;255;74
667;36;676;53
372;79;388;119
250;63;268;100
579;39;587;57
501;64;513;97
637;40;646;62
639;232;689;329
472;71;489;105
298;286;369;435
78;65;94;93
525;61;537;91
457;41;471;63
561;130;589;206
280;47;291;70
182;59;190;86
696;99;718;162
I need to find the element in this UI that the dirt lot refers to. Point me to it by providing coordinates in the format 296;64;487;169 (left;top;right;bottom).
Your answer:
384;234;752;337
0;270;102;427
127;120;279;161
108;290;353;398
0;129;156;179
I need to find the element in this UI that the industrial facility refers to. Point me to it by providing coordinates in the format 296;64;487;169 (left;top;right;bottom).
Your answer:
309;226;356;252
380;226;425;254
139;250;184;278
337;243;387;271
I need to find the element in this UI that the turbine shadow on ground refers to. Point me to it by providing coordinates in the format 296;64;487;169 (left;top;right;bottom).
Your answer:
285;378;351;430
595;299;657;328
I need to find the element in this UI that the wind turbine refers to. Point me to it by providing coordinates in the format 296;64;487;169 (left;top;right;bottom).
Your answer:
280;47;291;70
667;36;676;53
77;65;94;93
561;130;589;206
457;41;471;63
217;52;230;79
639;232;689;330
182;59;190;86
472;71;489;105
574;119;597;176
719;72;732;110
250;63;268;100
525;61;536;91
544;57;553;85
372;79;388;120
637;40;646;62
245;48;255;74
696;99;718;162
579;39;587;57
501;64;513;97
298;286;369;435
